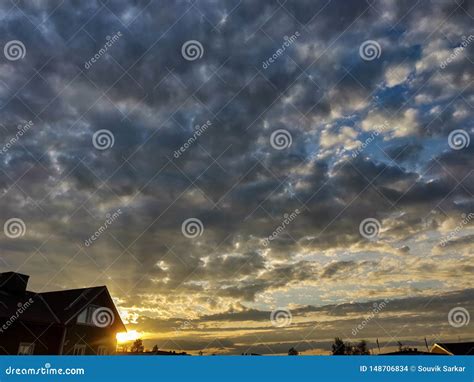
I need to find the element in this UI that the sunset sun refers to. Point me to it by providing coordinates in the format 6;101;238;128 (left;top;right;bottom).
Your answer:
116;331;140;344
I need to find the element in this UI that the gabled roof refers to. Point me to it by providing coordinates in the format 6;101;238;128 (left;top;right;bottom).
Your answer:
0;273;126;332
40;286;107;323
0;290;59;324
41;286;126;331
431;342;474;355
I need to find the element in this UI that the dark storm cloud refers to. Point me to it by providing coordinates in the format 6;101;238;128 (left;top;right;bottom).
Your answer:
0;0;472;344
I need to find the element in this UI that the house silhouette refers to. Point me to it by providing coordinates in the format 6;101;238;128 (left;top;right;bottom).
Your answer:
0;272;125;355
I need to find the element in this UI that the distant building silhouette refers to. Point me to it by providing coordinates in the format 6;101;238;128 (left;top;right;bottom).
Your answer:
380;348;434;355
431;342;474;355
116;350;190;356
0;272;125;355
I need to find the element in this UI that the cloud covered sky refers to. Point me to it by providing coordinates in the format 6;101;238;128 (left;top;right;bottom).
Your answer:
0;0;472;354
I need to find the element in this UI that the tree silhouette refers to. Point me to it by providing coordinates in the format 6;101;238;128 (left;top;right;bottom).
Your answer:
331;338;370;355
332;337;346;355
152;345;159;353
130;339;144;353
351;340;370;355
288;347;299;355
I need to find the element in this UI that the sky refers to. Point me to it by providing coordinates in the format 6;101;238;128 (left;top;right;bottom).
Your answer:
0;0;472;355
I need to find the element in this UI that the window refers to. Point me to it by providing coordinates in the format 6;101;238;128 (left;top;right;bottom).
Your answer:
18;343;34;355
97;346;108;355
72;344;86;355
76;305;99;325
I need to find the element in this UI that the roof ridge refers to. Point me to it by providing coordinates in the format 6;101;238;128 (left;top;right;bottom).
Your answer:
38;285;107;294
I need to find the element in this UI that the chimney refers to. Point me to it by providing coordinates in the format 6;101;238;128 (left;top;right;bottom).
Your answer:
0;272;29;294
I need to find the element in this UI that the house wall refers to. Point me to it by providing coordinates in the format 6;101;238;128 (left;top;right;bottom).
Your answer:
0;322;63;355
59;290;123;355
0;322;118;355
62;325;118;355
